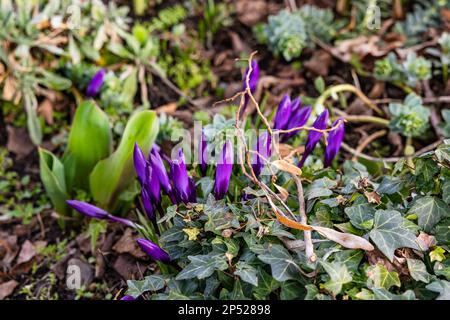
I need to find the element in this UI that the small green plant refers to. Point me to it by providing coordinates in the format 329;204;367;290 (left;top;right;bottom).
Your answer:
389;93;431;138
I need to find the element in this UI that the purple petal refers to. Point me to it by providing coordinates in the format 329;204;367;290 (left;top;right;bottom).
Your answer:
188;177;197;203
282;105;312;142
141;187;155;220
214;140;233;199
67;200;109;219
133;143;148;185
273;94;292;130
145;165;161;204
298;109;329;168
107;215;136;228
120;295;136;301
149;148;172;196
199;131;208;176
242;60;259;93
170;149;190;203
137;238;170;263
324;118;345;167
86;69;106;97
252;132;271;177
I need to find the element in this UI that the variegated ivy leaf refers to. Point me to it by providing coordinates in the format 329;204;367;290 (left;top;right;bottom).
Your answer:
372;288;416;300
426;280;450;300
126;275;166;298
366;264;400;290
344;203;375;230
234;262;258;286
320;261;352;295
175;253;228;280
407;196;450;232
406;258;432;283
258;244;300;282
369;210;420;262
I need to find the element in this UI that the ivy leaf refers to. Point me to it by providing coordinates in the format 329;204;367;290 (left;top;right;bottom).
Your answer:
366;264;400;290
372;288;416;300
176;253;228;280
442;181;450;204
280;281;305;300
369;210;419;262
305;177;337;200
344;203;375;230
126;275;166;298
234;262;258;286
406;258;432;283
376;176;404;194
321;261;352;295
252;268;280;299
258;244;299;282
426;280;450;300
407;196;450;232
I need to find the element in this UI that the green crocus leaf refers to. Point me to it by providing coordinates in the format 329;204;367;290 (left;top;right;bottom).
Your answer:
369;209;420;262
38;148;69;215
90;110;158;211
63;101;112;191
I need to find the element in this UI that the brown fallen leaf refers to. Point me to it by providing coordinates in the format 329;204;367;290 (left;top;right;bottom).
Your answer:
304;50;333;76
416;232;437;251
16;240;37;265
312;226;375;251
272;159;302;176
6;126;35;159
0;234;19;267
113;229;147;259
155;102;177;115
0;280;18;300
364;190;382;205
273;183;289;201
235;0;269;27
37;99;54;125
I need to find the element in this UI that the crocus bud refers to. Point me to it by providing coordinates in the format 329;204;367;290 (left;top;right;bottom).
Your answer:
298;109;329;168
120;295;135;301
66;200;109;219
188;177;197;203
324;118;345;167
141;187;155;220
252;132;271;177
170;149;191;204
86;69;106;97
145;165;161;204
282;105;312;142
241;60;260;116
198;131;208;176
149;148;172;195
273;94;292;130
136;238;170;263
133;143;147;185
214;140;233;199
67;200;135;228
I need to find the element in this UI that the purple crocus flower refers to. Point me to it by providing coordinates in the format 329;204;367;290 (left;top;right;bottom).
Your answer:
149;148;172;196
273;94;292;130
198;131;208;176
240;60;260;116
324;118;345;167
86;69;106;97
282;105;312;142
66;200;135;227
120;295;136;301
141;187;155;220
298;109;329;168
133;143;147;185
188;177;197;203
145;165;161;204
252;132;271;177
170;149;191;204
66;200;109;219
214;140;233;199
136;238;170;263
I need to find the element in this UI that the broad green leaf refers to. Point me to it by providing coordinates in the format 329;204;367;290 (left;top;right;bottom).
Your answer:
280;281;305;300
407;196;450;232
175;253;228;280
366;264;400;290
321;261;352;295
305;177;337;200
333;250;364;273
426;280;450;300
39;70;72;90
258;244;299;282
369;210;419;262
372;288;416;300
434;261;450;280
121;67;138;102
234;262;258;286
442;181;450;204
63;101;112;191
252;268;280;299
344;203;375;230
38;148;68;215
126;275;166;298
90;110;159;211
407;258;432;283
376;176;404;194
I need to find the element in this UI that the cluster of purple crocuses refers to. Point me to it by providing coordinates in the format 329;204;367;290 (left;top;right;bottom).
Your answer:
242;60;345;169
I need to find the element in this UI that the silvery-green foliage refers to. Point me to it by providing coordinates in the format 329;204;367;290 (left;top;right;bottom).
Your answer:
389;93;431;138
403;53;432;87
